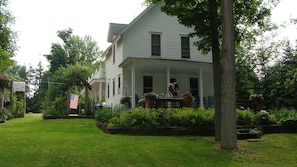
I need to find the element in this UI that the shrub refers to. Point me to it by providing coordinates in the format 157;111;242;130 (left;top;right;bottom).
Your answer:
154;108;171;127
42;96;68;116
200;108;215;126
270;108;297;125
95;108;120;125
254;110;277;125
237;109;255;125
96;107;289;129
0;108;8;122
99;107;215;128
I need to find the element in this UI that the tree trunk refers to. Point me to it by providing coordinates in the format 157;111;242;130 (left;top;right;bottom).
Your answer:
221;0;237;151
209;0;222;141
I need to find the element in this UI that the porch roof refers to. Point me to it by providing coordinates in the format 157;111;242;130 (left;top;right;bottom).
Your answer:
119;57;212;75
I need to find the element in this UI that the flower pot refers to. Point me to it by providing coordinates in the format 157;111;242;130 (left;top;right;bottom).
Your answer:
183;97;192;107
145;99;156;108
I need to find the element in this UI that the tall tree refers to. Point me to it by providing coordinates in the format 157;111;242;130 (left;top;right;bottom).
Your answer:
262;41;297;109
0;0;17;74
45;28;101;73
208;0;222;141
145;0;278;141
220;0;237;151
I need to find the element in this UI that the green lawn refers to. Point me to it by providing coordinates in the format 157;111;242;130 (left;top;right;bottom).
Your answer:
0;114;296;167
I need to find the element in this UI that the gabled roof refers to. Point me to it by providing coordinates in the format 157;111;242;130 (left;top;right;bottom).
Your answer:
106;3;156;43
107;23;128;42
66;74;92;90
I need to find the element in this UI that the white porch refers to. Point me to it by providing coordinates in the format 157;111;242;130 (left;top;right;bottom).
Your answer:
119;58;214;108
87;66;106;104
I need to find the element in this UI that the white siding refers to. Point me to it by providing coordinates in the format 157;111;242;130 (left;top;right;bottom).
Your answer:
105;40;124;107
122;3;212;63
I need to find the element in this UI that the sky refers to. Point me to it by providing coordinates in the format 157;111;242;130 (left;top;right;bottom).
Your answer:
9;0;297;69
9;0;146;68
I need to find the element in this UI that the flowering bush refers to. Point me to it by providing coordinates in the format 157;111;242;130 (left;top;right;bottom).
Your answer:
183;92;192;99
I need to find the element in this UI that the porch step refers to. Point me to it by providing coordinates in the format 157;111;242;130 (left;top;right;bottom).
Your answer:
237;127;262;140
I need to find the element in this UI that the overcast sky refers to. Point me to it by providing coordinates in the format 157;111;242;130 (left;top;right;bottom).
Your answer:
9;0;297;69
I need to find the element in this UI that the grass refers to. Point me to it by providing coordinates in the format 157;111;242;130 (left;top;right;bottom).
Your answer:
0;114;297;167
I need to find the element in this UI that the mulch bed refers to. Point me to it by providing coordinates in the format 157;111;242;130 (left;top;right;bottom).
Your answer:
98;124;297;138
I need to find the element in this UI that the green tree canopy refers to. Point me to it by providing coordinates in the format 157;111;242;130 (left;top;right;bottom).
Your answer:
45;28;101;73
0;0;17;74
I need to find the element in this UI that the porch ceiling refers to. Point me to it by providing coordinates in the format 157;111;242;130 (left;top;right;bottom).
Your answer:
119;57;212;75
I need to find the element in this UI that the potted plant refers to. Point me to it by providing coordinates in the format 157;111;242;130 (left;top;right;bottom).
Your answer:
144;92;157;108
249;94;263;110
120;96;131;109
183;92;193;107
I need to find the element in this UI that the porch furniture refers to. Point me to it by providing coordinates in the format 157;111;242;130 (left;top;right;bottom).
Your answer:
138;97;185;108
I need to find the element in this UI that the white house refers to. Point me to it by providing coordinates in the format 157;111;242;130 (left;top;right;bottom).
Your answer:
90;3;214;108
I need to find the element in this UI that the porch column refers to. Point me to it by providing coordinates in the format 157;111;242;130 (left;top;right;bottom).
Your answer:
199;68;204;108
166;65;170;95
131;62;136;108
99;82;102;102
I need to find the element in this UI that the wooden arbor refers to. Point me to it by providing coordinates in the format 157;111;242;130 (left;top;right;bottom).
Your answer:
65;74;92;115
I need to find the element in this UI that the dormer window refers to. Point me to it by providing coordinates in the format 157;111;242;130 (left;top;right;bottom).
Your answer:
151;34;161;56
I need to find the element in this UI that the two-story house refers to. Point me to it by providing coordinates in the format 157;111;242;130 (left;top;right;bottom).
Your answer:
91;3;214;108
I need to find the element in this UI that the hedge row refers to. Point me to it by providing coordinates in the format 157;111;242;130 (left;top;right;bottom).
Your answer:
95;107;297;128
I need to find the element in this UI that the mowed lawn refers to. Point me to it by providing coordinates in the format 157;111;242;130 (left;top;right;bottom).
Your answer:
0;114;296;167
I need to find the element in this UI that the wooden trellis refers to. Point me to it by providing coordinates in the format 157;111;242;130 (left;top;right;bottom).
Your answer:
65;74;92;115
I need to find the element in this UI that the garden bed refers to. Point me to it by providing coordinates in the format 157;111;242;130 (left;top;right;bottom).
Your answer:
98;124;215;136
98;124;297;137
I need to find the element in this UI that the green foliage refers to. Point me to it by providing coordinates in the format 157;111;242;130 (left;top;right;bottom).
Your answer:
41;63;93;115
0;0;17;73
2;114;297;166
11;93;25;118
254;111;277;125
147;0;276;54
263;41;297;109
237;109;255;125
270;108;297;125
95;108;120;125
42;96;68;115
97;107;215;128
45;28;101;73
0;108;8;122
96;107;293;128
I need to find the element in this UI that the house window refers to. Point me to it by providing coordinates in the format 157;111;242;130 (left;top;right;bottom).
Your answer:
112;44;116;64
151;34;161;56
112;79;115;96
118;75;121;94
190;78;199;99
107;84;110;98
181;36;190;58
143;76;153;93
